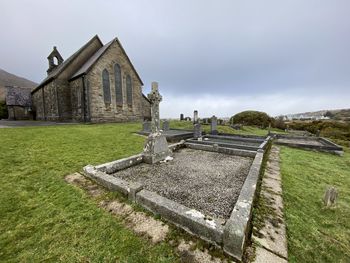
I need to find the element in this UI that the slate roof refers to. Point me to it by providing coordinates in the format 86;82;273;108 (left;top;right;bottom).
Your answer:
32;35;103;93
70;37;144;85
71;39;115;79
6;86;32;107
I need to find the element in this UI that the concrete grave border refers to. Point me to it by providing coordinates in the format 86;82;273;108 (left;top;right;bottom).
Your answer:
83;140;265;262
273;134;343;155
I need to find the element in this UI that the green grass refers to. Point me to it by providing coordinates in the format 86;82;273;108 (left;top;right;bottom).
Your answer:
170;120;286;136
280;146;350;263
0;123;178;262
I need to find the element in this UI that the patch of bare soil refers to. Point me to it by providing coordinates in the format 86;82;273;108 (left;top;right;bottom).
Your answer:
177;240;229;263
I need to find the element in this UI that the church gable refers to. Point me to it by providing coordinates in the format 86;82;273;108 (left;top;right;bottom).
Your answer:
83;39;145;122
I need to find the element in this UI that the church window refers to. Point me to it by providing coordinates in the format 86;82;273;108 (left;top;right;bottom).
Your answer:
114;64;123;105
126;75;132;105
102;69;111;104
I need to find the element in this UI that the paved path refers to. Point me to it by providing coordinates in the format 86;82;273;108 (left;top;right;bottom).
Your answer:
253;146;288;262
0;120;78;128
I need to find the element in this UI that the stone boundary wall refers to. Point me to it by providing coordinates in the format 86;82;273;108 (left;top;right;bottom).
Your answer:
82;141;266;262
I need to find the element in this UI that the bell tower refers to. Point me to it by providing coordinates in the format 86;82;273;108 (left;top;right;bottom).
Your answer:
47;46;64;75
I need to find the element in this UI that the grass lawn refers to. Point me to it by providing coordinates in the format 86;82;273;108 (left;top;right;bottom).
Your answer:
0;123;178;262
170;120;285;136
1;121;348;262
280;146;350;263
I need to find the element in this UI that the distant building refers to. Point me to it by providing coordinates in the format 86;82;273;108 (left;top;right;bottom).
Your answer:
6;86;33;120
32;35;151;122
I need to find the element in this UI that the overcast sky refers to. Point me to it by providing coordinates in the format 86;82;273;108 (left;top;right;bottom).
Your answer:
1;0;349;118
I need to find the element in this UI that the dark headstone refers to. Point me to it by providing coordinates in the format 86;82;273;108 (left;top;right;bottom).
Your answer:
162;120;170;131
180;113;184;121
143;121;151;132
194;123;202;139
211;115;218;135
193;110;198;124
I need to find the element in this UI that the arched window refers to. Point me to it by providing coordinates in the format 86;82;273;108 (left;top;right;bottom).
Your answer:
126;75;132;105
114;64;122;105
102;69;111;104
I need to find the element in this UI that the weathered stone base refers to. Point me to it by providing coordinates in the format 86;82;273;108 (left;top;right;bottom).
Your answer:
143;133;173;164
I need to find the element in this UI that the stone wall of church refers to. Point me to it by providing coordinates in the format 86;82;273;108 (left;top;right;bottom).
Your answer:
142;96;151;120
70;77;84;122
32;81;59;121
87;41;144;123
32;89;44;120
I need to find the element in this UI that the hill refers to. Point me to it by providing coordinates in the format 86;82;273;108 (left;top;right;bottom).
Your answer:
0;68;37;101
285;108;350;121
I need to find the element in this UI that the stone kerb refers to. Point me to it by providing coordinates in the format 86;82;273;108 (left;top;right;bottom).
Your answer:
185;142;257;157
136;189;224;245
83;165;143;200
223;150;264;261
95;154;144;174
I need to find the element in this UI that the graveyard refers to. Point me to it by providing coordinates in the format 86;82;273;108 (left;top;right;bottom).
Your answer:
1;84;348;263
1;117;349;262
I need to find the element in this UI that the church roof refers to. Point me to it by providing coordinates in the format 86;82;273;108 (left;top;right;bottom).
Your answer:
33;35;103;93
6;86;32;107
70;38;144;85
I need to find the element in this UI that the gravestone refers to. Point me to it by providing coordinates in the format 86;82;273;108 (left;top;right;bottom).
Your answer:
143;121;151;132
316;129;320;137
162;120;170;131
211;115;218;135
180;113;184;121
323;186;338;207
193;110;199;124
143;82;172;164
194;123;202;139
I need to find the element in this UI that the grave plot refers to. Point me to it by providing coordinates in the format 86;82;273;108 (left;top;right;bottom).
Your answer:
113;148;253;222
83;84;265;262
83;141;264;262
186;134;269;152
273;134;343;155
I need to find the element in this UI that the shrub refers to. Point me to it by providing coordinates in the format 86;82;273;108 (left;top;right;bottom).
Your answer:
274;116;286;130
230;110;272;128
0;101;8;119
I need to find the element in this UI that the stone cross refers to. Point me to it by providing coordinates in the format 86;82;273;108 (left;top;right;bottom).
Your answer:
147;82;162;133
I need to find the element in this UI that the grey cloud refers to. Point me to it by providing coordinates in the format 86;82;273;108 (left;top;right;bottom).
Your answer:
0;0;349;116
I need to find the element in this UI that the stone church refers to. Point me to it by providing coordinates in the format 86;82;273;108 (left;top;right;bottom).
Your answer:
32;35;151;122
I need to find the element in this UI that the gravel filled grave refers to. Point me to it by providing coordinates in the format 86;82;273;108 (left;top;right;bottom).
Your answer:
113;148;253;221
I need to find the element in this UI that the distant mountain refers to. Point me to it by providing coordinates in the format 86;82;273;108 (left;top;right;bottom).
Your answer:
0;68;37;101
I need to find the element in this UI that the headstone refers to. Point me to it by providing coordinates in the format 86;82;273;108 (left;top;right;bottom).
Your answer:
143;82;172;164
211;115;218;135
268;123;271;135
180;113;184;121
193;110;198;124
323;186;338;207
316;129;320;137
194;123;202;139
162;120;169;131
142;121;151;132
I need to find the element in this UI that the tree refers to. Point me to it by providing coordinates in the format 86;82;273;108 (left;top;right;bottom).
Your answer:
324;111;334;118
